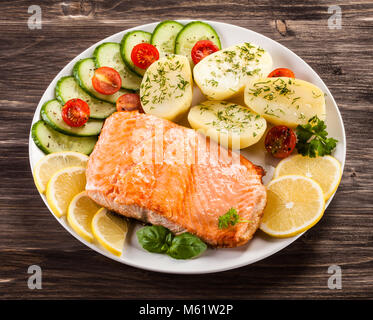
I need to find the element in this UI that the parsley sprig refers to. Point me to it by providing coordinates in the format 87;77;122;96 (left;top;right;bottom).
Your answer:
296;116;338;158
218;208;250;229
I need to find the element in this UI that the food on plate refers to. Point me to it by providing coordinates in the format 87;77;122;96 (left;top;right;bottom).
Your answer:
32;151;89;194
32;121;97;155
46;166;86;218
85;111;267;248
274;155;342;200
244;77;326;127
150;20;184;57
41;100;103;136
218;208;250;229
116;93;143;112
120;30;152;76
91;208;128;256
67;191;102;242
61;98;90;127
191;40;220;65
264;125;296;158
56;76;116;119
268;67;295;78
137;225;207;259
73;59;130;103
175;21;221;66
260;175;325;237
140;55;193;120
188;100;266;149
194;42;273;100
93;42;142;91
296;115;338;157
31;20;343;263
131;43;160;70
91;66;122;95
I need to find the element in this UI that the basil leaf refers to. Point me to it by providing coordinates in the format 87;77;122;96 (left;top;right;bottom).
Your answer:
167;233;207;260
136;225;172;253
137;226;208;260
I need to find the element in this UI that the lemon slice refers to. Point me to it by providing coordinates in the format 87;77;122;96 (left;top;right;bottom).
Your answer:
274;154;342;200
260;175;325;238
46;166;86;218
91;208;128;256
67;191;101;242
33;151;89;194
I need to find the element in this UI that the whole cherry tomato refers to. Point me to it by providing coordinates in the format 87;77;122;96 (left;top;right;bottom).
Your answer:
265;125;296;158
116;93;144;113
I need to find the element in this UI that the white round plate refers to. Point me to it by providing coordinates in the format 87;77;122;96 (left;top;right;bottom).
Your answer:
29;20;346;274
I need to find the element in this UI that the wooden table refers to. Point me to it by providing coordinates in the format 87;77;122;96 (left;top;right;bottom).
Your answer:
0;0;372;299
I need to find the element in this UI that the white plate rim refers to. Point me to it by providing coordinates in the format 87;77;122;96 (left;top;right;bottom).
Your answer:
28;20;346;274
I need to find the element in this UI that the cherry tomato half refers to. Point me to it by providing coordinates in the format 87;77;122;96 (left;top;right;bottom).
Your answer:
268;68;295;78
191;40;219;65
116;93;144;113
264;125;296;158
92;67;122;95
131;43;159;70
62;99;90;127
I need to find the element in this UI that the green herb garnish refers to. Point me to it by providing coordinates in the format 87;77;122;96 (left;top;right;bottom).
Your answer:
218;208;250;229
136;226;207;260
296;116;338;157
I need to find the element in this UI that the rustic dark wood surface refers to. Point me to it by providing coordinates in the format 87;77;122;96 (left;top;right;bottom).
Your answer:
0;0;372;300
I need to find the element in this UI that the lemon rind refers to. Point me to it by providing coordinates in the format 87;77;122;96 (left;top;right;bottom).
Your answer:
260;174;325;238
46;166;86;218
33;151;89;194
274;155;342;201
91;208;127;257
67;191;97;243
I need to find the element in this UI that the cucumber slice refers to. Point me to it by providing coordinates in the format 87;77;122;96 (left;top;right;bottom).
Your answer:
120;30;152;77
93;42;142;91
73;58;131;103
32;121;97;155
56;76;116;119
150;20;183;56
41;99;103;137
175;21;221;66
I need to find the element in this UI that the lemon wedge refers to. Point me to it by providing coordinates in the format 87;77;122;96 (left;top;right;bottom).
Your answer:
91;208;128;256
67;191;101;242
260;175;325;238
46;166;86;218
33;151;89;194
274;154;342;200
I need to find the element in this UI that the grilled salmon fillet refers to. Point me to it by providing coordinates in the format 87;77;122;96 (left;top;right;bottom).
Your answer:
86;111;266;247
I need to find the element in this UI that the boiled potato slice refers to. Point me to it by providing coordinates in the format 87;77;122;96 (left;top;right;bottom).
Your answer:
188;100;267;149
140;55;193;121
193;42;272;101
244;77;326;127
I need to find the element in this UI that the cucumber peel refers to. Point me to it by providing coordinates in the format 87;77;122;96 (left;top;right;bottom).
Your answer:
120;30;152;77
55;76;116;119
32;121;97;155
175;21;221;66
151;20;183;56
40;99;103;137
73;58;130;104
93;42;142;91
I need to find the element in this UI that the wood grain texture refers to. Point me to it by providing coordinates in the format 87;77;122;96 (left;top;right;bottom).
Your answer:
0;0;372;299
